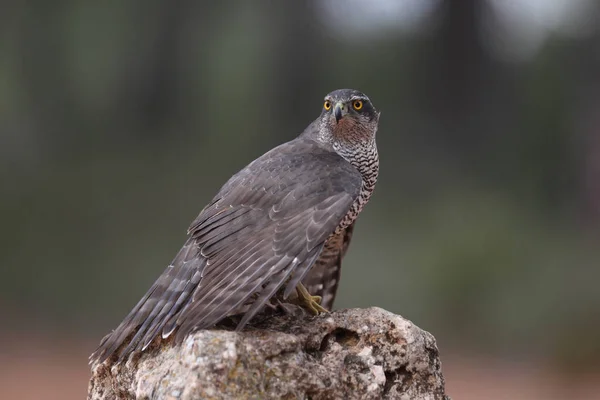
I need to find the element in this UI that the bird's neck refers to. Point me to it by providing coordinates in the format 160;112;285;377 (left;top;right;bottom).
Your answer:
315;122;379;188
334;139;379;190
331;140;379;235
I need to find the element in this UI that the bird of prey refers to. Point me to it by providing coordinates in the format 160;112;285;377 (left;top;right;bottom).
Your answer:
91;88;380;363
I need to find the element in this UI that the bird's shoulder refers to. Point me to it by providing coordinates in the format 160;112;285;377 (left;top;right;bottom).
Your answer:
220;137;362;200
188;137;362;235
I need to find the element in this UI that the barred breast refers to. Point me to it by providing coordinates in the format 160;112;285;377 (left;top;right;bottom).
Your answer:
334;143;379;234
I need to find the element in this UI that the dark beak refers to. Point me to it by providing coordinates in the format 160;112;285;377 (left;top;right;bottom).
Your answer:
334;102;344;123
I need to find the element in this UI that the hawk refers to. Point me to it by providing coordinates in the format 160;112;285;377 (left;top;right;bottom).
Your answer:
91;89;380;363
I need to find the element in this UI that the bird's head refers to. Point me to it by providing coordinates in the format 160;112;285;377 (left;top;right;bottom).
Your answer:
318;89;380;148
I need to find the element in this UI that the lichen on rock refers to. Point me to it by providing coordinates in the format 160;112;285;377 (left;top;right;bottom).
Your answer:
88;307;449;400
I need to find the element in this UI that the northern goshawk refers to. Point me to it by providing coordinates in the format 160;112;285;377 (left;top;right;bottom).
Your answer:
91;88;380;363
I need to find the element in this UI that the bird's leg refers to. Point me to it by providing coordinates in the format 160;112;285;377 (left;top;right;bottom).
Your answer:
295;283;328;315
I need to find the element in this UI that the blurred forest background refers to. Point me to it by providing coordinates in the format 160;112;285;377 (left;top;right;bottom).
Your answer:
1;1;600;399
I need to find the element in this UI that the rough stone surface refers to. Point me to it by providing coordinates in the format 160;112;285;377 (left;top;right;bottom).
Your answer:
88;307;449;400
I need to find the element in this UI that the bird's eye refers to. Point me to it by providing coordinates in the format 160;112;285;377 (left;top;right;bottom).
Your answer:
353;100;363;111
323;100;331;111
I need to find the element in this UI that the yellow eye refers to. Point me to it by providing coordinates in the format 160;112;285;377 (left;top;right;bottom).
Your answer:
324;100;331;110
353;100;363;110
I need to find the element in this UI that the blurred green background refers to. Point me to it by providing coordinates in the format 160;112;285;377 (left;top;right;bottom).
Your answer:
1;1;600;399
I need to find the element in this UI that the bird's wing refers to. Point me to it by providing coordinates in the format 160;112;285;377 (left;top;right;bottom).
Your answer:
90;138;362;363
302;222;354;310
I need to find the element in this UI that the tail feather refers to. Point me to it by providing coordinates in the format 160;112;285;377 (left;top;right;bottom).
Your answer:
89;239;205;363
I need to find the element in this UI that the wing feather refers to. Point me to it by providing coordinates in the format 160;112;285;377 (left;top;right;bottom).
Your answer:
235;245;322;329
175;251;286;340
193;238;268;298
192;206;252;237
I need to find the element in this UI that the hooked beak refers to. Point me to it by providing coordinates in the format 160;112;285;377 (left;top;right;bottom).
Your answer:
334;102;345;124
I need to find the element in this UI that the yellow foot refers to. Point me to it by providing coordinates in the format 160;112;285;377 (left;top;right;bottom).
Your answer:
296;283;328;315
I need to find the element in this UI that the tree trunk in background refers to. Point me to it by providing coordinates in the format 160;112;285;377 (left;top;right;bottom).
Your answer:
579;30;600;226
116;0;202;140
422;0;495;158
267;0;325;140
15;1;77;153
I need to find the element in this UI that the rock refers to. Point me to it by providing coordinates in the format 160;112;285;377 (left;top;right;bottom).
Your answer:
88;307;449;400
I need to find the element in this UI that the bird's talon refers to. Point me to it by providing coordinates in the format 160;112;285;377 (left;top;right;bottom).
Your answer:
296;283;328;315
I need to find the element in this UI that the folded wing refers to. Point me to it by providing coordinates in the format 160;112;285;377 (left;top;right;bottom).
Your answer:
90;138;362;363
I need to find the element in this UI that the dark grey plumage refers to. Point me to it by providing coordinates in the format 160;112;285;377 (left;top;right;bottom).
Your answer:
302;223;354;310
91;89;380;363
